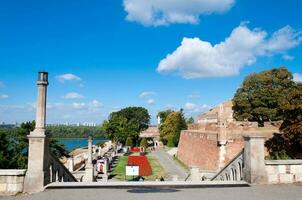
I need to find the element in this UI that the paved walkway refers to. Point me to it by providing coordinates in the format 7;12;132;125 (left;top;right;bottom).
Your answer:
150;149;188;181
4;185;302;200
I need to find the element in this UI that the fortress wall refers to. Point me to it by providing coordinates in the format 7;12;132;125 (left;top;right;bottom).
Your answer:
177;130;276;172
177;131;219;171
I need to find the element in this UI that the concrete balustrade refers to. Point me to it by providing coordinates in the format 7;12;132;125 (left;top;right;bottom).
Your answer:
0;170;26;195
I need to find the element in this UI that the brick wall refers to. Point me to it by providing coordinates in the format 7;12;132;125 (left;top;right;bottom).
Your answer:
177;130;275;172
177;131;220;171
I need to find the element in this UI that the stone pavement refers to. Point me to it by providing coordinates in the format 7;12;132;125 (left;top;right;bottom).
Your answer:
151;149;188;181
2;184;302;200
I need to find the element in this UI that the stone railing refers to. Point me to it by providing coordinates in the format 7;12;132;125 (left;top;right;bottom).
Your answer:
211;150;244;181
47;154;78;183
265;160;302;184
0;169;26;195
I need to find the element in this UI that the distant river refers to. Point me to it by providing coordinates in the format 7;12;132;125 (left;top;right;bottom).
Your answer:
56;138;108;151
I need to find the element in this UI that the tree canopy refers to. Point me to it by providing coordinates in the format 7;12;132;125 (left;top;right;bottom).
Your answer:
157;109;173;124
233;67;296;126
266;84;302;159
103;107;150;145
159;109;187;147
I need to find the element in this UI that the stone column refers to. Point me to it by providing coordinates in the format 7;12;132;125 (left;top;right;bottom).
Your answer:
217;104;227;170
243;135;268;184
83;137;94;182
24;72;49;193
68;156;74;172
190;166;200;182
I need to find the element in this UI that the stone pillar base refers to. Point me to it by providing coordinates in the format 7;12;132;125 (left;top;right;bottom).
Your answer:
23;134;49;193
83;166;94;182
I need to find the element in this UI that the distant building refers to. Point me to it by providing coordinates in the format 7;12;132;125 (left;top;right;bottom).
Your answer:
197;100;233;124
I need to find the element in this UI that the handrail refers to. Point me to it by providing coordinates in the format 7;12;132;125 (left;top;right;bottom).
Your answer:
211;149;244;181
48;153;78;183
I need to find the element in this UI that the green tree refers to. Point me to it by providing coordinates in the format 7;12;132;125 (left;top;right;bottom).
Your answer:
140;138;148;149
103;107;150;145
0;121;69;169
186;117;195;124
0;130;10;168
160;109;187;147
233;67;295;126
125;137;134;147
157;109;173;124
266;84;302;159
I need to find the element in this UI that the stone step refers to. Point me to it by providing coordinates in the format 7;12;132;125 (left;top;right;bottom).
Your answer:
45;181;249;190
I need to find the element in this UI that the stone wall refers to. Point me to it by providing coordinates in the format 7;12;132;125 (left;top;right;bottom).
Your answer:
265;160;302;184
0;169;26;195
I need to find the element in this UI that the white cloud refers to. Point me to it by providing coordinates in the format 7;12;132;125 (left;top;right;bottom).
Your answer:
123;0;235;26
56;73;81;83
147;99;155;105
0;94;8;99
139;91;157;98
282;54;294;61
157;24;302;79
184;102;211;113
184;102;196;110
72;102;86;109
63;92;84;99
293;73;302;83
89;100;103;108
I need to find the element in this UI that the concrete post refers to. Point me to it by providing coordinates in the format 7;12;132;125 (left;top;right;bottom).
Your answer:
190;166;200;182
243;135;268;184
24;72;49;193
68;156;74;172
83;137;94;182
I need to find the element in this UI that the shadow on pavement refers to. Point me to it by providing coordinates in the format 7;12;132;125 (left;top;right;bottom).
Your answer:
127;188;179;193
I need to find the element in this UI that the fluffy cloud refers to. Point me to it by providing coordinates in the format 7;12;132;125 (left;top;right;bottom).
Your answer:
0;94;8;99
139;91;157;98
293;73;302;83
147;99;155;105
157;24;302;79
123;0;234;26
56;73;81;83
63;92;84;99
184;102;211;113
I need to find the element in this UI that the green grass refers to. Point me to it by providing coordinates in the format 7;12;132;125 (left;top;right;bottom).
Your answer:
111;155;166;181
145;156;166;181
173;156;189;172
111;156;128;180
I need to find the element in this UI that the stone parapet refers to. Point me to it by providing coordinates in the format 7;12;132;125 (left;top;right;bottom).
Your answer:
265;160;302;184
0;169;26;195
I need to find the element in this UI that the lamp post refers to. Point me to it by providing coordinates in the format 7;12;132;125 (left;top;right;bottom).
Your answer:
24;71;50;193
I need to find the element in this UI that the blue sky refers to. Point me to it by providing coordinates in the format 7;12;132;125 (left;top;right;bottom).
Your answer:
0;0;301;124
